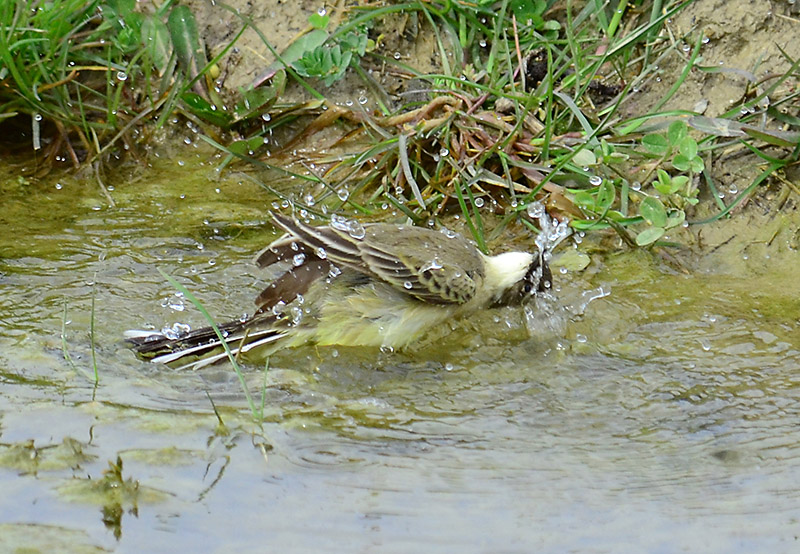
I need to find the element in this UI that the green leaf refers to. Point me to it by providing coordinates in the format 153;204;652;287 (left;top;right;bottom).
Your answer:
229;135;268;156
690;156;705;173
599;138;613;158
665;210;686;229
667;120;687;145
671;175;689;189
510;0;546;21
571;219;611;230
280;29;329;67
181;93;232;127
653;174;686;195
678;137;697;159
308;13;329;30
168;6;202;74
551;250;591;272
741;124;800;148
596;180;615;211
105;0;136;29
235;71;286;121
636;227;665;246
604;213;642;224
340;31;368;56
573;190;596;210
672;154;691;172
293;42;352;85
642;133;668;155
640;197;667;227
572;148;596;167
653;182;673;195
142;16;171;74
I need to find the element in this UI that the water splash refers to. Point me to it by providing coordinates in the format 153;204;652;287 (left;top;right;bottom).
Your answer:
527;201;572;256
160;321;191;340
524;286;610;339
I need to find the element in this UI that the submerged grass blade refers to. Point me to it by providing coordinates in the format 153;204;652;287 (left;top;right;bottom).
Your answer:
90;284;98;384
156;268;261;421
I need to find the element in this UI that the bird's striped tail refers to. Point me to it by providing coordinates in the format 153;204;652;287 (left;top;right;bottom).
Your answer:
125;315;286;370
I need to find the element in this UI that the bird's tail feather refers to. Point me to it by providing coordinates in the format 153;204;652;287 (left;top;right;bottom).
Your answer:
125;315;286;370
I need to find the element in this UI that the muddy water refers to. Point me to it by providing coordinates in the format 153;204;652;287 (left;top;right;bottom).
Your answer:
1;155;798;552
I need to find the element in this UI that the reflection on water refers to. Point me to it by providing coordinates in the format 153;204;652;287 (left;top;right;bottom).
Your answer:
1;157;799;552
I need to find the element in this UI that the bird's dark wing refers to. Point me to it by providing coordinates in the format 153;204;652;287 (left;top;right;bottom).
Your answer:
253;258;330;314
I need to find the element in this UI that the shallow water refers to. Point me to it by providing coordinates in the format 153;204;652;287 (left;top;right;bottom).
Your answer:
1;154;799;552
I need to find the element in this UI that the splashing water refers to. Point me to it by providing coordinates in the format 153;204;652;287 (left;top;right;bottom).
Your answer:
524;286;610;339
527;201;572;257
524;202;609;338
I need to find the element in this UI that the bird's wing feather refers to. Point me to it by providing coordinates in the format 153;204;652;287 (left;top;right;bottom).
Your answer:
253;234;306;268
270;214;485;305
359;225;484;305
254;258;330;314
271;212;363;267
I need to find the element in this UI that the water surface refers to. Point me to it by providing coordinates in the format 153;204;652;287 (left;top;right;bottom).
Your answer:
1;155;799;552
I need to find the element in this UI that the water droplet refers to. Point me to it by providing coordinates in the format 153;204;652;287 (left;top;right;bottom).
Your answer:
290;306;303;325
589;175;603;186
527;201;545;219
315;246;327;259
474;197;484;208
293;253;306;266
347;220;365;239
421;257;443;272
337;188;349;201
403;281;413;289
161;294;186;312
161;323;192;340
116;71;127;81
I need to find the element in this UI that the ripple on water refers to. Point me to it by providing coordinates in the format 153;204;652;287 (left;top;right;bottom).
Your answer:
1;158;800;551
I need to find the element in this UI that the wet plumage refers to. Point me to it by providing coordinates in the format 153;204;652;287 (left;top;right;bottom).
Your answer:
126;213;552;369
